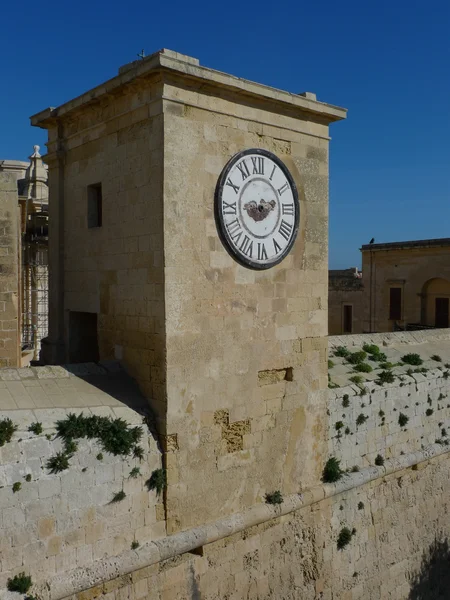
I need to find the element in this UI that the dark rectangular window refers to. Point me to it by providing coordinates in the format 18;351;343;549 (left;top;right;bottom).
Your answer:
87;183;102;228
389;287;402;320
343;305;353;333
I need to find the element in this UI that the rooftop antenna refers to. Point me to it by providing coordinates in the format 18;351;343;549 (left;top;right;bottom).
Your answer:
137;49;146;60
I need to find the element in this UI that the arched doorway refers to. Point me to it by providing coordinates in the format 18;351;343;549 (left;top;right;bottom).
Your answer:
421;278;450;328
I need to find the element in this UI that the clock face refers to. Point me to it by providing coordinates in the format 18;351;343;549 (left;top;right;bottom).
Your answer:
215;149;299;270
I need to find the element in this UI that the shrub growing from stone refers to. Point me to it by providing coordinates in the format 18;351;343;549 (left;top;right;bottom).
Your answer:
401;353;423;366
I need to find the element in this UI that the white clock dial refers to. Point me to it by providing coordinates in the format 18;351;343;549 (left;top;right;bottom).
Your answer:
215;149;299;269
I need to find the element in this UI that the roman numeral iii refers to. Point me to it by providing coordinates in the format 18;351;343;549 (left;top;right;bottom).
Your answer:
282;203;294;216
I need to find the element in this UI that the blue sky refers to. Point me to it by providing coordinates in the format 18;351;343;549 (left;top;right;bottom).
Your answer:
2;0;449;268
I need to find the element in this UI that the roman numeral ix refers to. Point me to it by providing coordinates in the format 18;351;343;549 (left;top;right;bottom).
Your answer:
223;201;236;215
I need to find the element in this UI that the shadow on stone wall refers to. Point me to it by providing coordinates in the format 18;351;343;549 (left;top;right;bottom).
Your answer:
408;536;450;599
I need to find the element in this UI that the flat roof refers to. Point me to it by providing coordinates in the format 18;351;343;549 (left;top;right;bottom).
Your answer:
31;48;347;128
361;237;450;252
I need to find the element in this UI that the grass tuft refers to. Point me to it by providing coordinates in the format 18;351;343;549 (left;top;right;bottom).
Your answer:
265;490;283;505
322;457;343;483
7;573;32;594
146;469;167;496
0;418;17;446
28;422;43;436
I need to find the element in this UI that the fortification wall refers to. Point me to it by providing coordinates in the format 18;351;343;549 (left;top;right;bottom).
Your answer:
51;451;450;600
328;331;450;470
0;364;164;591
1;332;450;599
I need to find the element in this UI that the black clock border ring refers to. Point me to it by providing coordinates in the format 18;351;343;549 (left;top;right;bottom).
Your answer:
214;148;300;270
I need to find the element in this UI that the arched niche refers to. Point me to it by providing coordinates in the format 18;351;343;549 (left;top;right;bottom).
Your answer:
421;278;450;328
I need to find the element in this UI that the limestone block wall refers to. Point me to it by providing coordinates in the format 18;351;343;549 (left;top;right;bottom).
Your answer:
41;79;166;414
0;173;20;367
0;371;164;590
361;244;450;332
328;367;450;470
51;451;450;600
328;287;364;335
2;343;450;598
328;330;450;469
162;78;332;532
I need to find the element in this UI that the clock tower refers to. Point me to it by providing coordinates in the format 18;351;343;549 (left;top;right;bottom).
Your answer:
32;49;346;534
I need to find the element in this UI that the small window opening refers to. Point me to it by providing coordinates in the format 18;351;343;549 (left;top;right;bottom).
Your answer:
87;183;102;228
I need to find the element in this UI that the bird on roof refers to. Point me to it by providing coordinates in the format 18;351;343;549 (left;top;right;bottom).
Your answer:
369;238;375;244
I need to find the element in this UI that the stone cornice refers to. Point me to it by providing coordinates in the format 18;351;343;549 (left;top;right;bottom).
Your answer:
30;49;347;129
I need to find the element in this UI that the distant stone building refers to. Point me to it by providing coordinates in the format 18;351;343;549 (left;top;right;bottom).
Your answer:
0;147;48;366
329;238;450;335
328;267;363;335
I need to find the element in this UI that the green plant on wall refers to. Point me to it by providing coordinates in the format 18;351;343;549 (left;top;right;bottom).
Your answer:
376;370;395;385
374;454;384;466
129;467;141;479
342;395;350;407
55;413;143;456
111;490;126;503
133;445;144;460
353;363;372;373
349;375;364;385
46;452;70;474
347;351;367;365
356;414;368;426
28;422;43;435
362;343;380;355
322;457;344;483
146;468;167;496
337;527;354;550
334;346;349;358
265;490;284;505
0;418;17;446
7;573;32;594
398;413;409;427
401;353;423;366
369;353;388;363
